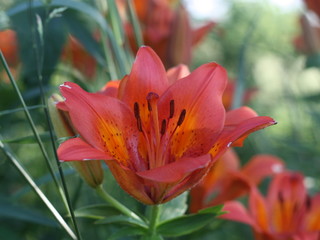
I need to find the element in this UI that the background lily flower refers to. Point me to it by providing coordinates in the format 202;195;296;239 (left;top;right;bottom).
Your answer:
0;29;19;68
222;171;320;240
61;35;97;80
189;150;284;213
119;0;215;68
57;46;275;205
0;29;20;83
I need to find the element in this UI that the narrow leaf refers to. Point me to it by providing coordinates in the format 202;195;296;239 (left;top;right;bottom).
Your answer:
2;132;51;144
0;199;59;227
96;215;147;228
74;204;121;220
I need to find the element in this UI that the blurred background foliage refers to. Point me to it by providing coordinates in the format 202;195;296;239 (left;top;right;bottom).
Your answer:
0;0;319;239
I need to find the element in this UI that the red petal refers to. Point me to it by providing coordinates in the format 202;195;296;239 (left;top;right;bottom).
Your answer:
306;194;320;231
267;172;307;208
192;22;216;46
241;155;285;184
220;201;256;227
106;160;154;205
159;63;227;158
58;138;110;161
99;80;120;97
225;106;258;125
59;82;139;167
209;172;252;206
137;154;211;183
249;188;270;232
166;64;190;85
121;46;169;123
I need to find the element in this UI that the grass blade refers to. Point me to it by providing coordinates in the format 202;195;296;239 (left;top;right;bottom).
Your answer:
0;138;77;239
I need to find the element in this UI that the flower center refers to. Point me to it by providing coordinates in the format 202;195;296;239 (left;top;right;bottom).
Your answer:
133;92;186;170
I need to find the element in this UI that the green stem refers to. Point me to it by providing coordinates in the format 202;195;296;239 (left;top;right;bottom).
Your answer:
148;204;161;237
95;185;142;222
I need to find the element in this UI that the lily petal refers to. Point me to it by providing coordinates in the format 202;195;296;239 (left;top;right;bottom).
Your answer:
159;63;227;158
58;138;110;161
137;154;211;183
209;172;252;206
107;160;154;205
121;46;169;123
166;64;190;85
59;82;139;167
192;22;216;46
249;187;270;232
221;201;256;227
100;80;120;97
241;155;285;184
306;194;320;231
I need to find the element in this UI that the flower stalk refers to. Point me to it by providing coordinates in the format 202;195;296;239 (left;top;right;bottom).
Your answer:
148;204;161;238
95;185;142;222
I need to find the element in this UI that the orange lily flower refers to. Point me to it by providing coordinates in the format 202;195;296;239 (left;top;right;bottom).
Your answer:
122;0;215;68
57;46;275;205
0;29;19;67
0;29;19;83
189;149;284;213
62;35;97;80
222;171;320;240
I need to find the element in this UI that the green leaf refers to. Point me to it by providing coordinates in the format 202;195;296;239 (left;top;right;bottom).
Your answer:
7;0;129;77
198;204;225;215
0;105;45;116
2;132;51;144
108;226;147;240
160;192;188;221
0;198;59;227
63;9;105;66
74;204;122;220
9;8;67;90
96;215;147;228
156;205;224;237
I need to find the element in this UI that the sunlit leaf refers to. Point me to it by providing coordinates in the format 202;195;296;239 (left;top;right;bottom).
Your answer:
2;132;51;144
74;204;122;220
159;192;187;221
156;205;224;237
95;215;147;228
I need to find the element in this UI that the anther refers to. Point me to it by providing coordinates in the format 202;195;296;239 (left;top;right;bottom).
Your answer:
160;119;167;135
136;117;143;132
134;102;140;119
177;109;186;126
169;100;174;118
